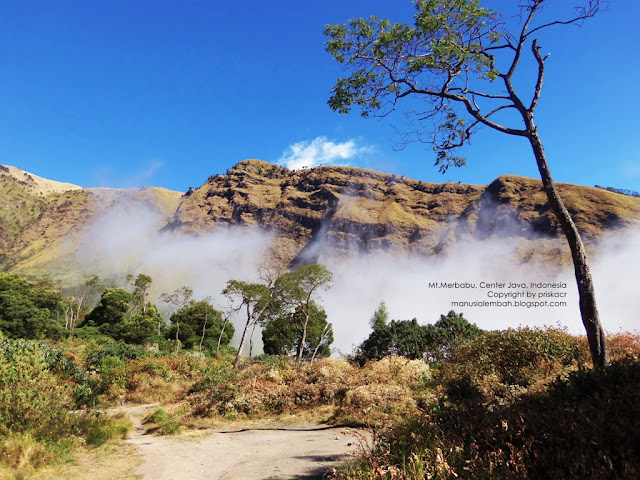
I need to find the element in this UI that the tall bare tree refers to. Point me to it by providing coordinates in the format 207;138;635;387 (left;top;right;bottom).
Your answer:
325;0;608;367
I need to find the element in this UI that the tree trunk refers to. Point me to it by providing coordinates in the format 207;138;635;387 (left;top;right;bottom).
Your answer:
248;321;258;357
310;324;331;363
174;320;180;354
234;319;252;368
217;317;228;352
527;126;608;368
296;312;310;366
199;309;208;352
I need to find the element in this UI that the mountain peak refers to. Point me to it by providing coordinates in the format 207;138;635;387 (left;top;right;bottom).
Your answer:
0;165;82;195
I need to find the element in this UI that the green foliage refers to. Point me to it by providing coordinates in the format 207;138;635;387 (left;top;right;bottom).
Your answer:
131;273;152;314
335;359;640;480
223;280;272;312
143;407;181;435
79;411;132;447
429;310;482;357
353;309;481;364
324;0;499;171
121;303;162;344
0;339;74;441
83;288;132;335
83;288;160;343
0;273;64;339
370;300;389;330
271;264;333;363
262;303;333;359
167;299;235;351
84;342;147;370
444;327;586;391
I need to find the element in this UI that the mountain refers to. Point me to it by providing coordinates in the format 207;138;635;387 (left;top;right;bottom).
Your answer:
1;160;639;280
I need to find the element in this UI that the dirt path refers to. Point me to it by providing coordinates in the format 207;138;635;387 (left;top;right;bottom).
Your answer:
121;404;368;480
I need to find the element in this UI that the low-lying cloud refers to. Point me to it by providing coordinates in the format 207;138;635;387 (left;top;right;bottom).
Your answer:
278;137;373;170
75;195;640;356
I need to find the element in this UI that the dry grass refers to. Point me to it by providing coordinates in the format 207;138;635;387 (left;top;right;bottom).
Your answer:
0;165;81;195
186;356;431;426
331;329;640;480
5;161;639;278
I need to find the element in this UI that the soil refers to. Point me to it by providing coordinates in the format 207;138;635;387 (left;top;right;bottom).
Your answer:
123;404;369;480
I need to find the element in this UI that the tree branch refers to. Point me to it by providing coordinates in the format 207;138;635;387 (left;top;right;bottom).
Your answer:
529;38;549;113
525;0;601;37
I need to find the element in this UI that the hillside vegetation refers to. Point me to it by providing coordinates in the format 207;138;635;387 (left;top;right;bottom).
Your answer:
2;161;639;277
2;324;638;479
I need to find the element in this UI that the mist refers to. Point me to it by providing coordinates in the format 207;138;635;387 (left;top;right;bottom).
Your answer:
75;195;640;356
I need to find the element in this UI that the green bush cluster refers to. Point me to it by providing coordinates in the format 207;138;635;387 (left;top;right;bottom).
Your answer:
0;338;131;473
353;308;482;365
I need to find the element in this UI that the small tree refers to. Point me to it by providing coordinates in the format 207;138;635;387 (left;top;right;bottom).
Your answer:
262;303;333;361
168;299;234;352
325;0;608;368
222;280;272;368
160;286;193;353
64;274;102;333
83;288;132;338
0;273;63;339
428;310;482;359
131;274;152;315
273;264;333;365
354;306;481;363
120;304;161;344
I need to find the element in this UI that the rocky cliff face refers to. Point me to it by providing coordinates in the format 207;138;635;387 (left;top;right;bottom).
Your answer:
164;160;640;265
2;160;639;277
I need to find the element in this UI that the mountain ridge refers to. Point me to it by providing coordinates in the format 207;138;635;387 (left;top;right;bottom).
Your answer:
1;160;639;279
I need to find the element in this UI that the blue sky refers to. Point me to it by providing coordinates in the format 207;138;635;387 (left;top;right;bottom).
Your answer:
1;0;638;192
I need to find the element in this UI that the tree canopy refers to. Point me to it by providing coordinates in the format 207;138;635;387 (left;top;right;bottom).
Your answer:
0;273;63;339
353;307;482;364
272;264;333;364
168;299;235;352
262;302;333;361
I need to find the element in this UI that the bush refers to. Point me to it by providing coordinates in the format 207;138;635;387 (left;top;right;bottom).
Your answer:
142;408;181;435
187;356;430;424
438;327;588;405
0;339;75;441
335;359;640;479
331;329;640;480
85;342;147;370
0;338;130;473
79;411;132;447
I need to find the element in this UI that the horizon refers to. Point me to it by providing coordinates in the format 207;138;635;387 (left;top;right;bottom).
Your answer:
1;1;638;192
4;159;634;193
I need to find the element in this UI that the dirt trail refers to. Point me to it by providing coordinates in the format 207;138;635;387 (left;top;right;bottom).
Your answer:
120;404;368;480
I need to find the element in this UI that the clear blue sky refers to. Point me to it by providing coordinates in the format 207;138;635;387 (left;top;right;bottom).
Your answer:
1;0;638;192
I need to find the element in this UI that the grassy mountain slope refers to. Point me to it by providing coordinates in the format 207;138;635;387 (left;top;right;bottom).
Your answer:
0;166;183;278
168;160;640;265
1;160;639;277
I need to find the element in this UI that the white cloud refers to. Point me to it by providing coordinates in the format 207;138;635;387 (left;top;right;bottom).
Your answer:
278;137;372;170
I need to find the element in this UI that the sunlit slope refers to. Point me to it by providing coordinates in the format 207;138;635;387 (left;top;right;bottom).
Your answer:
1;160;639;278
168;160;640;264
0;165;183;278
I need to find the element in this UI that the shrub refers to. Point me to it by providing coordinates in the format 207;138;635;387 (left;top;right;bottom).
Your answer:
143;408;181;435
333;359;640;479
0;339;75;441
438;327;588;405
187;356;430;424
0;338;131;473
